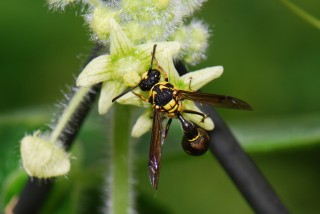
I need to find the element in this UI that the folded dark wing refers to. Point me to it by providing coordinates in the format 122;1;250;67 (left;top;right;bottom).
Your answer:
148;110;165;189
178;91;253;110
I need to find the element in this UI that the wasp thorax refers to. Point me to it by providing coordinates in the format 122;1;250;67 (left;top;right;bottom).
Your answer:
181;128;209;156
139;69;161;91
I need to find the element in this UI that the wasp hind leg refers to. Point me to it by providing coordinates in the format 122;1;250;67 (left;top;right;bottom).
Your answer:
182;110;208;123
164;118;172;138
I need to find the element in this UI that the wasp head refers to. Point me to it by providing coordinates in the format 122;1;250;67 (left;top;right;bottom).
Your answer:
139;69;161;91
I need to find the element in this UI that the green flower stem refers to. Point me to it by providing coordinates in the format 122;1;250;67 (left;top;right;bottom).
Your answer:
49;87;91;143
13;43;103;213
281;0;320;30
110;104;133;214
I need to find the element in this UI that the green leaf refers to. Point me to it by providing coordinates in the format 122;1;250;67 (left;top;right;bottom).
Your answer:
1;170;27;209
0;109;49;210
231;113;320;153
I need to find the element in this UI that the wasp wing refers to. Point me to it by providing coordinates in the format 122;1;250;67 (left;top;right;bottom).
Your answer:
148;110;165;189
178;91;253;110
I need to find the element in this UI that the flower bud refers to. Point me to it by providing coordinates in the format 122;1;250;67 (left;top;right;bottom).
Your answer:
20;132;70;178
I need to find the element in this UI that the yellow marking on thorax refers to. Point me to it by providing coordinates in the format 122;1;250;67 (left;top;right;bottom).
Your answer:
149;81;183;118
159;85;167;91
150;90;157;100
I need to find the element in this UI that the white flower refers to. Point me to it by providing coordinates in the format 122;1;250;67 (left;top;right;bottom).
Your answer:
76;17;181;114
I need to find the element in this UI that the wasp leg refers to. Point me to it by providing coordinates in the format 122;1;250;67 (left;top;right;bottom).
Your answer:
188;77;193;91
131;91;149;102
157;65;168;82
182;109;208;123
164;118;172;139
112;84;140;102
153;56;168;81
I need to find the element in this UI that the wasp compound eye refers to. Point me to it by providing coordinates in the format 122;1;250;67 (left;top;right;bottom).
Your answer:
181;128;209;156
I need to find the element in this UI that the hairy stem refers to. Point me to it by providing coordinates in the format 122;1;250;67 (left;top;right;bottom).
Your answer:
50;87;92;142
108;104;134;214
12;44;104;214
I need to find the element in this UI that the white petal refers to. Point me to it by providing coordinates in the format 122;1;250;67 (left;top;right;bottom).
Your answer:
133;43;157;68
131;110;153;138
179;66;223;91
136;42;181;82
137;41;180;61
159;50;180;83
156;41;181;58
99;81;127;115
77;55;112;87
154;42;181;83
20;133;70;178
110;18;134;56
116;89;150;108
182;101;214;131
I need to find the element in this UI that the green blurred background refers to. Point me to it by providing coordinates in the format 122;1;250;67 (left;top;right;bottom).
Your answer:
1;0;320;213
1;0;320;117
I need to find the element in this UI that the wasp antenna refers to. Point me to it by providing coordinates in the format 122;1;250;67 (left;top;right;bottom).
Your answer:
112;84;139;102
150;44;157;69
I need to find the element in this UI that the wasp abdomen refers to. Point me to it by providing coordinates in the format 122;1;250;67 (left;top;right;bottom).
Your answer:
181;128;209;156
177;113;209;156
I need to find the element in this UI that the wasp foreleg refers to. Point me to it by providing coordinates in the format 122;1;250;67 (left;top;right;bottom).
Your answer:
131;91;149;102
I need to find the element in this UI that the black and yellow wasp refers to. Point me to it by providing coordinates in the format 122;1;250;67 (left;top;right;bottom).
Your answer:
112;44;252;189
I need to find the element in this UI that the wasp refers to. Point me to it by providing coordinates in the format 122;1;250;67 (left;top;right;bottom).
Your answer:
112;44;252;189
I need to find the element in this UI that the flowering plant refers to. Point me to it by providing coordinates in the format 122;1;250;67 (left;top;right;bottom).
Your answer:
19;0;230;213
